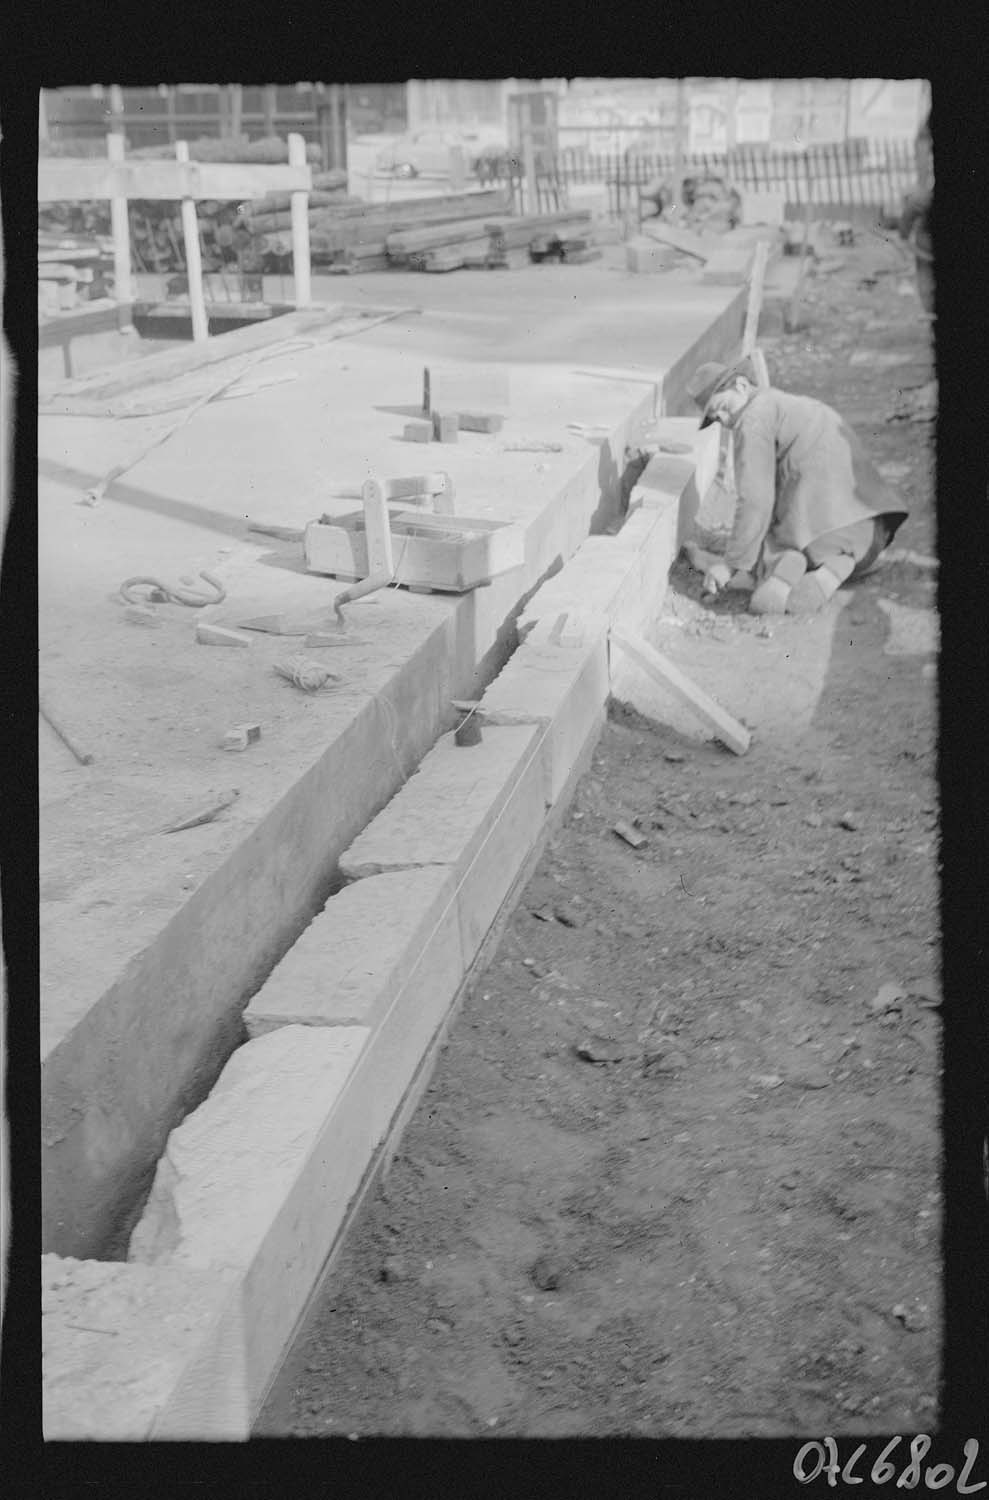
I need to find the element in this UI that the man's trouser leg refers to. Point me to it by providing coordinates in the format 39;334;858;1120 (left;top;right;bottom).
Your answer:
787;516;895;614
749;542;808;615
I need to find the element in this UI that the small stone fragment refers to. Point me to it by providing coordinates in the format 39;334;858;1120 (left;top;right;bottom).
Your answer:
613;820;647;849
530;1256;562;1292
839;812;859;831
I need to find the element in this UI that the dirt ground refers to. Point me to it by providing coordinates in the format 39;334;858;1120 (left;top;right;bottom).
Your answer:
257;239;941;1439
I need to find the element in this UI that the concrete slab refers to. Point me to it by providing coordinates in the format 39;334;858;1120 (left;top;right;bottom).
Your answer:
39;263;745;1259
243;866;462;1035
43;1255;246;1439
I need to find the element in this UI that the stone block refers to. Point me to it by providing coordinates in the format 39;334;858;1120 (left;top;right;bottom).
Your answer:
625;238;677;274
43;1255;246;1440
339;723;542;880
701;249;754;286
431;411;459;443
244;866;463;1036
478;631;610;807
403;420;432;442
127;1025;369;1417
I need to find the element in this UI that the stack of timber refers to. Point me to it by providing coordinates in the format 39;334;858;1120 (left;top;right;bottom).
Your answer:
239;188;512;270
389;209;598;274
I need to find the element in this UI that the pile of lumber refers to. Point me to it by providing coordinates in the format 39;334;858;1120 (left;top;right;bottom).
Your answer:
38;237;113;319
236;188;600;275
239;188;512;269
387;209;598;274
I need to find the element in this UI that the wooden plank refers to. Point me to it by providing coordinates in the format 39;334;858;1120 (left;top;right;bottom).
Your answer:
38;159;311;204
640;222;711;262
741;239;770;357
610;627;751;755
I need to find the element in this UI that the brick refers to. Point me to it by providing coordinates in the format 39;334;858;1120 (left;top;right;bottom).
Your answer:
244;866;463;1035
432;412;459;444
195;622;253;647
403;420;432;443
43;1255;245;1440
220;723;261;751
456;411;504;434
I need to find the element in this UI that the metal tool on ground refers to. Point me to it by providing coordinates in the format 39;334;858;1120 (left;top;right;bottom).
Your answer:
120;571;226;608
160;788;239;834
40;696;94;765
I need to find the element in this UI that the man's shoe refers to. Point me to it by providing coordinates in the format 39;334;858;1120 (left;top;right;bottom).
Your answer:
749;576;792;614
787;567;841;615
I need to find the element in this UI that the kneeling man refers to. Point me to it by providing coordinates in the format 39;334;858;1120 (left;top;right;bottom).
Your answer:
686;359;907;614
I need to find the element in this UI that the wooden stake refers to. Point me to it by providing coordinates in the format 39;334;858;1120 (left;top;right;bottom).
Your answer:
106;133;134;307
288;133;312;308
176;142;208;343
741;239;770;357
40;697;94;765
610;627;751;755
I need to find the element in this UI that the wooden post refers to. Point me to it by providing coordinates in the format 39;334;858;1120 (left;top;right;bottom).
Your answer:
166;86;177;145
229;84;243;142
108;83;125;136
106;133;134;309
725;77;738;156
522;126;537;215
741;239;770;358
176;142;208;343
263;85;277;138
288;132;312;308
672;78;687;219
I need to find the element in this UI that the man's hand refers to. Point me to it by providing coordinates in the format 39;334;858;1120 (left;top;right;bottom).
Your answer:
701;562;732;596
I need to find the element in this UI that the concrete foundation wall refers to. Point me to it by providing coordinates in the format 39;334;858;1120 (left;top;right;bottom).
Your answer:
42;616;459;1260
43;433;699;1439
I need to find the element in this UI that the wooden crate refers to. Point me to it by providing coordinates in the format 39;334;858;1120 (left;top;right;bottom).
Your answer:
304;511;524;593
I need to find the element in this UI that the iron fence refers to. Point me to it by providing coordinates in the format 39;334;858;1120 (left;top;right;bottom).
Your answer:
477;138;917;219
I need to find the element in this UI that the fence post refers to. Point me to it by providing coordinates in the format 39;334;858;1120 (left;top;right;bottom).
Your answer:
106;133;134;312
175;141;208;343
288;132;312;307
